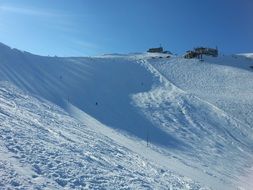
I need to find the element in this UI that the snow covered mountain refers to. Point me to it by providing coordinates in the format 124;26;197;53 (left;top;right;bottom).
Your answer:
0;42;253;189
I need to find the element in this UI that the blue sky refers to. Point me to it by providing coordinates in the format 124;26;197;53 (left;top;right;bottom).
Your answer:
0;0;252;56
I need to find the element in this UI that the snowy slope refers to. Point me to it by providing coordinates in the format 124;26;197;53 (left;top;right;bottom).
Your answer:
238;53;253;59
0;81;208;189
1;42;253;189
133;58;253;186
145;55;253;189
149;55;253;126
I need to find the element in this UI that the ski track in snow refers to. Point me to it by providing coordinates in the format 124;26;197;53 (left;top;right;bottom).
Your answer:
132;58;253;186
1;43;253;189
0;82;208;190
149;56;253;127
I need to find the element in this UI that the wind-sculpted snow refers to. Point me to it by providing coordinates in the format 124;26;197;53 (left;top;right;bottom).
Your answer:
0;81;208;189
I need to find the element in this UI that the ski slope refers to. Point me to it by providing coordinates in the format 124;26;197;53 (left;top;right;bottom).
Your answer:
150;55;253;126
1;42;253;189
0;81;208;189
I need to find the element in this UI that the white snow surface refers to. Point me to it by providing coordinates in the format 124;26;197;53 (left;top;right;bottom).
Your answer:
0;42;253;189
0;81;210;189
238;53;253;59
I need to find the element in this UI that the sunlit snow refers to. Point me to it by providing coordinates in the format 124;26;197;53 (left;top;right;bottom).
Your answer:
1;42;253;189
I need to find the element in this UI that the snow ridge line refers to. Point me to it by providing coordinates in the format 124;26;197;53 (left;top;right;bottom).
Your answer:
137;59;184;93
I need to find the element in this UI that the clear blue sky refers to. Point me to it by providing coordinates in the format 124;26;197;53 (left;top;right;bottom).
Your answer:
0;0;252;56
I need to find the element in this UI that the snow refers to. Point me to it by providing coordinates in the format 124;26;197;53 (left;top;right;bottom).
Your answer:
238;53;253;59
0;42;253;189
148;55;253;130
0;81;207;189
238;166;253;190
66;101;224;189
133;58;253;185
145;55;253;189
